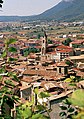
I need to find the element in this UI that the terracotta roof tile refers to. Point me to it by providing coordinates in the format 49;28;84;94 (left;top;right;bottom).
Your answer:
57;61;68;67
21;76;33;83
56;45;72;49
57;49;73;53
76;71;84;78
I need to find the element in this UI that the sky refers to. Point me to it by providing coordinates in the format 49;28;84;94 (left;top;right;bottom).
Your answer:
0;0;62;16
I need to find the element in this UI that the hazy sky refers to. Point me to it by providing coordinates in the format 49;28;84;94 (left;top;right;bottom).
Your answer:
0;0;62;16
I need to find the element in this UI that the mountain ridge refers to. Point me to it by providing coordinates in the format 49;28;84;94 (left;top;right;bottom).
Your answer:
0;0;84;22
36;0;84;21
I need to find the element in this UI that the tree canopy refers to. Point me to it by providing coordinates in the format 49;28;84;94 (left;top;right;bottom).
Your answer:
0;0;3;7
62;38;72;46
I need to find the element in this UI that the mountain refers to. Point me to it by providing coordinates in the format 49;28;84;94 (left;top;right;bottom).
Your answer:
0;0;84;22
34;0;84;22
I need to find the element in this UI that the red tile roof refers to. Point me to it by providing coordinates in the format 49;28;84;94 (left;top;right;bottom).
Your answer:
57;61;68;67
57;49;73;53
70;40;84;44
47;51;56;55
21;76;34;83
56;45;72;49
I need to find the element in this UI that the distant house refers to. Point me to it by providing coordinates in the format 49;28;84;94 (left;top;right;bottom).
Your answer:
69;40;84;48
56;49;74;61
74;48;81;56
65;55;84;63
63;34;67;38
20;85;32;101
0;34;4;38
55;45;74;61
72;34;77;38
57;61;68;75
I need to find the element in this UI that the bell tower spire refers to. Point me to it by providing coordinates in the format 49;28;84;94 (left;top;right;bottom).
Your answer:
41;29;47;55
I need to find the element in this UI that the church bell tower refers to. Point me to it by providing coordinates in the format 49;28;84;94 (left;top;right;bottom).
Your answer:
41;30;47;55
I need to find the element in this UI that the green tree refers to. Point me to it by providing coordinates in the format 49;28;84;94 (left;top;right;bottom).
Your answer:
0;0;3;7
62;38;72;46
37;34;41;39
17;89;50;119
23;47;40;56
59;99;76;119
0;38;20;118
68;89;84;119
0;39;51;119
59;89;84;119
48;39;53;44
59;81;84;119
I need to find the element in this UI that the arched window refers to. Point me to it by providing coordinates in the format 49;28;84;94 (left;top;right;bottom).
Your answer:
43;40;45;43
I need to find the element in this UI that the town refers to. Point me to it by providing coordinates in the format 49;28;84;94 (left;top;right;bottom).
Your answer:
0;20;84;119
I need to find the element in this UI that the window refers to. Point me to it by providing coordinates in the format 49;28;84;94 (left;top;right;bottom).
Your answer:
43;40;45;43
42;47;45;54
59;67;61;73
64;67;68;74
